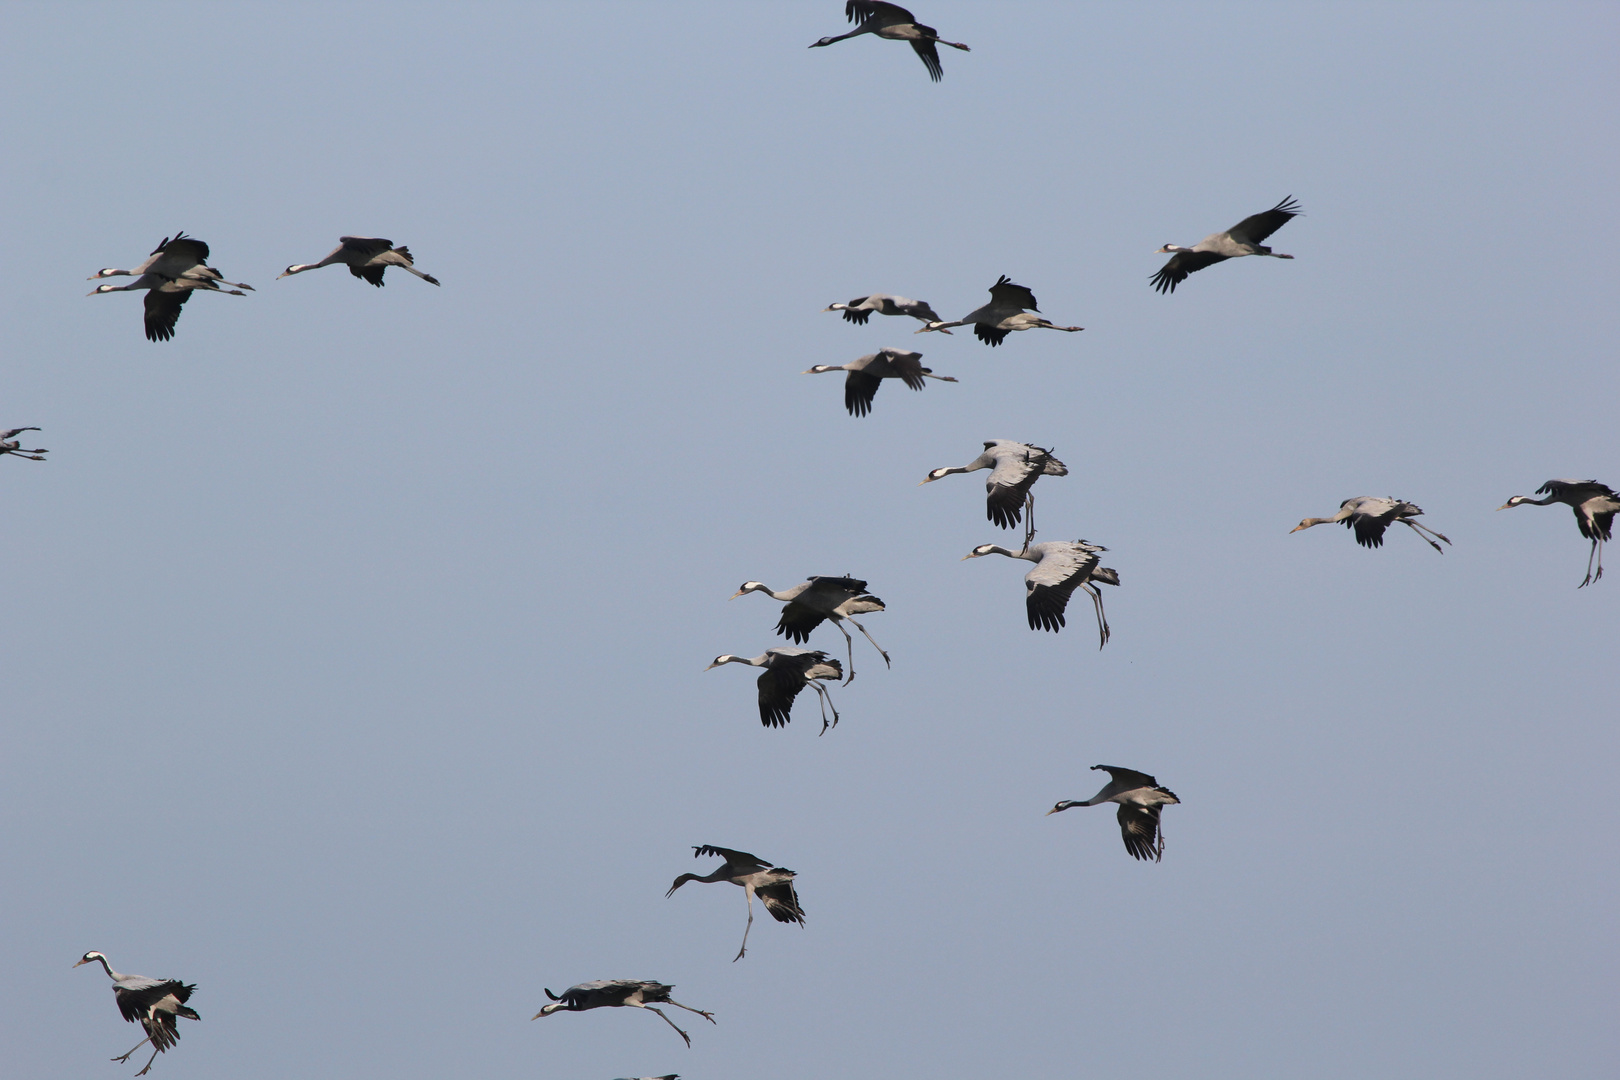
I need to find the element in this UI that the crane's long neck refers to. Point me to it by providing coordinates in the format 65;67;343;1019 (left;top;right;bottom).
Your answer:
985;545;1033;561
89;954;120;980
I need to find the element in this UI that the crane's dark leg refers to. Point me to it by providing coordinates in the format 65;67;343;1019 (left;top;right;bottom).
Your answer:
639;1005;692;1047
734;884;756;962
843;616;891;670
1579;538;1600;587
134;1044;162;1076
811;681;840;735
664;997;717;1024
830;618;857;684
1022;493;1036;553
1082;583;1110;649
1400;519;1449;553
112;1036;153;1064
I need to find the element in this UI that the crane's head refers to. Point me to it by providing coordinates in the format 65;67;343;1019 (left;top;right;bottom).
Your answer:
919;467;955;485
730;582;767;599
87;283;124;296
801;365;841;375
961;545;998;561
88;268;126;280
1496;496;1531;510
706;655;744;670
74;951;105;968
1046;801;1085;816
808;36;838;48
532;999;565;1020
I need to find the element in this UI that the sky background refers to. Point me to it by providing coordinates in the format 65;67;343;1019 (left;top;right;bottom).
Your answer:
2;3;1616;1078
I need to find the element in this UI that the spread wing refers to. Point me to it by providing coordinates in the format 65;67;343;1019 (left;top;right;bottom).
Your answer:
143;286;191;342
162;234;210;265
987;275;1038;312
1117;803;1166;862
1024;544;1100;632
910;38;943;81
338;236;395;258
848;1;916;25
1346;497;1397;548
840;296;873;324
1151;249;1227;293
757;665;808;727
984;447;1048;529
351;264;388;287
774;600;827;643
1092;764;1160;791
692;845;766;866
1227;196;1301;245
844;370;882;416
974;322;1010;346
758;878;806;924
877;348;928;389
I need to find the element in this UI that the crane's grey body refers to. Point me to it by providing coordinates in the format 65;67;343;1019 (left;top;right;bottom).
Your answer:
824;293;948;328
803;347;957;417
808;2;970;82
75;952;199;1076
89;232;253;291
731;575;890;682
1290;496;1451;553
1;427;47;461
1498;479;1620;586
278;236;441;287
1047;765;1181;862
922;440;1068;549
533;980;715;1047
1151;197;1301;293
666;845;805;961
706;648;843;732
89;272;248;342
962;540;1117;647
916;275;1083;346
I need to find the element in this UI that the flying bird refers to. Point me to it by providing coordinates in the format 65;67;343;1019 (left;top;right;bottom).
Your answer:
278;236;440;286
808;2;970;82
533;980;714;1047
706;648;843;732
88;232;253;291
921;440;1068;549
89;273;248;342
667;845;806;961
962;540;1117;647
1498;479;1620;587
1047;765;1181;862
1151;197;1302;294
75;952;199;1077
1;427;47;461
803;348;957;417
824;293;948;329
916;275;1083;346
731;576;890;681
1290;496;1451;552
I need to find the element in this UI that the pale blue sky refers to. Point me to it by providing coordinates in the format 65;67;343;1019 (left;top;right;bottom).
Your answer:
2;3;1616;1078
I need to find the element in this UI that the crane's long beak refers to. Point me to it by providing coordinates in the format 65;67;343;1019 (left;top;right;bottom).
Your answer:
1288;523;1308;533
72;958;89;967
1494;502;1514;511
728;590;744;599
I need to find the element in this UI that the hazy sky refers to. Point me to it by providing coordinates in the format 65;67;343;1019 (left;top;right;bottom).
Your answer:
2;3;1616;1078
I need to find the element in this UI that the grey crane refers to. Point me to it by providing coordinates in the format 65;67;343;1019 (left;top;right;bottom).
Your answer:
74;952;199;1077
803;348;957;417
731;576;890;682
824;293;949;329
534;980;715;1047
706;648;843;732
962;540;1117;648
89;232;254;291
667;845;806;961
1151;197;1302;294
809;2;970;82
1498;479;1620;587
1;427;47;461
916;276;1083;346
1047;765;1181;862
278;236;440;287
613;1076;679;1080
90;273;248;342
921;440;1068;550
1290;496;1451;553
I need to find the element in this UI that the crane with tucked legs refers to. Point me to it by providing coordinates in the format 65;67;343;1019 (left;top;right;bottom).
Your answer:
706;649;842;732
916;275;1083;346
88;232;253;291
1498;479;1619;586
75;952;199;1077
1151;197;1301;294
921;440;1068;550
278;236;440;286
90;273;248;342
731;576;890;682
962;541;1117;648
809;2;970;82
667;845;805;961
824;293;948;329
1047;765;1181;862
1;427;47;461
803;348;957;417
1290;497;1450;552
534;981;714;1047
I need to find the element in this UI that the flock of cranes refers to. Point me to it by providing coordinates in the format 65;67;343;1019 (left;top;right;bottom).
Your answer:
44;2;1609;1075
